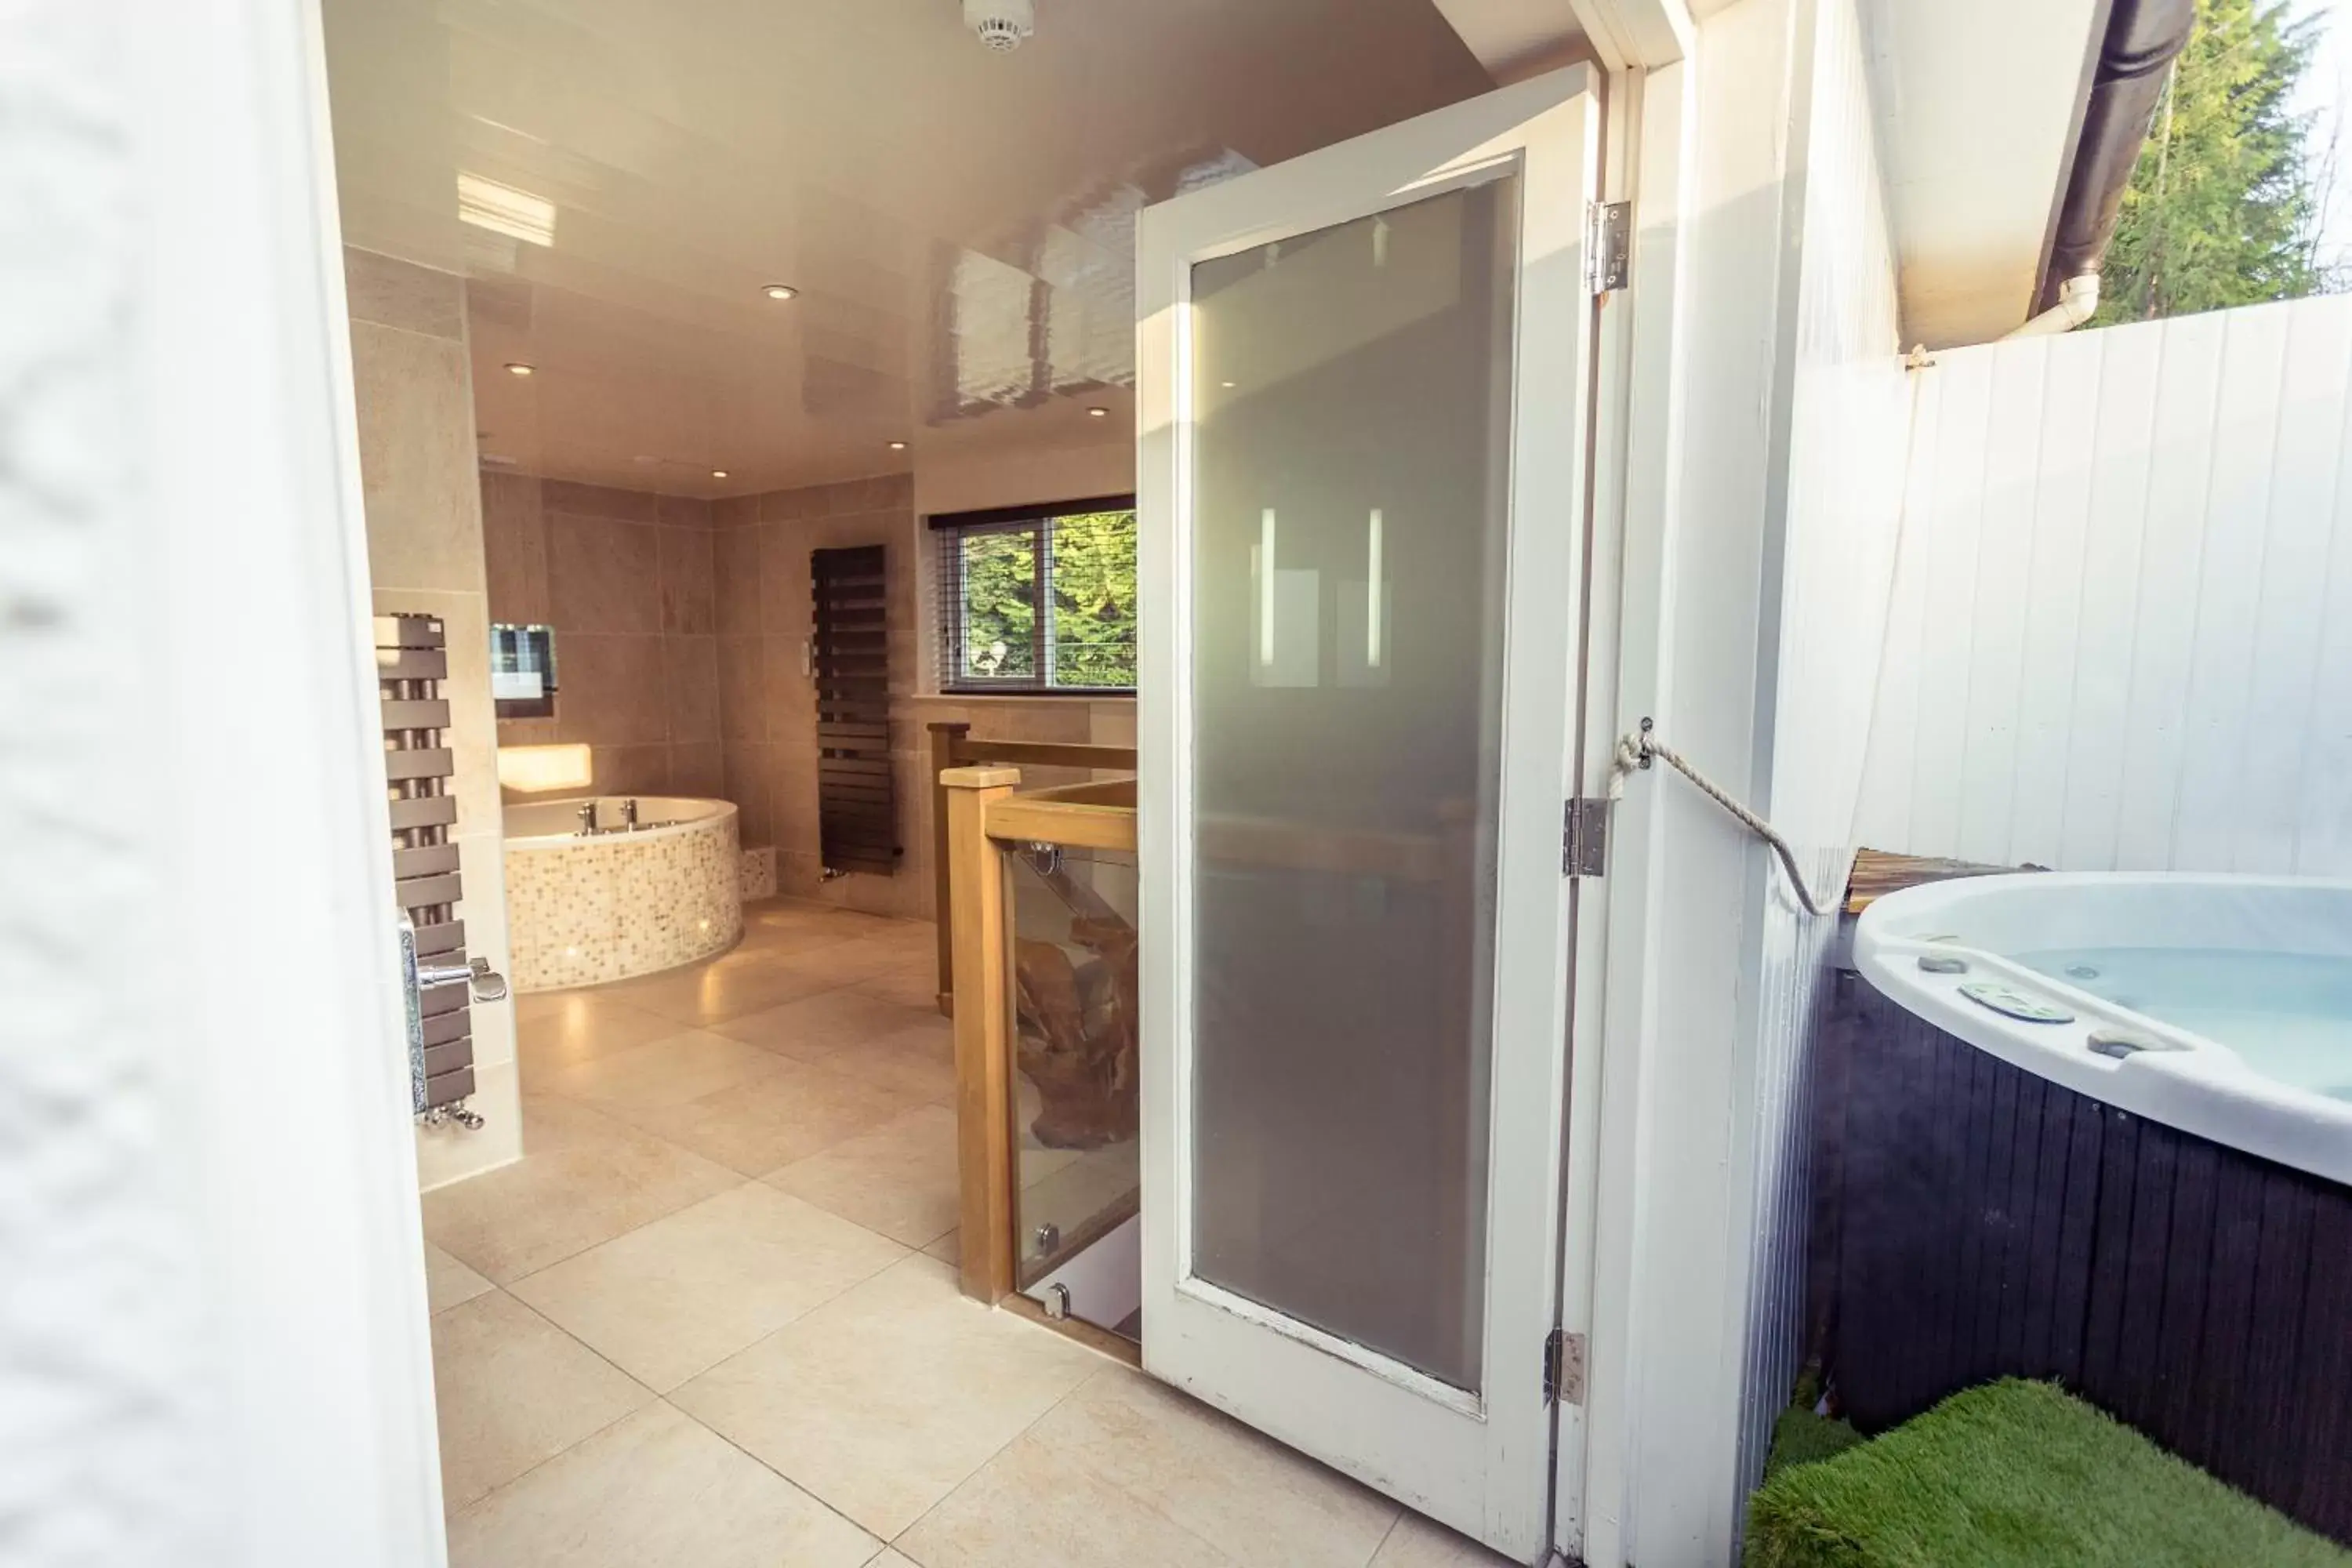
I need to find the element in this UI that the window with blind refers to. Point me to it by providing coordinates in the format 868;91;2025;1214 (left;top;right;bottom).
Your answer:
931;495;1138;694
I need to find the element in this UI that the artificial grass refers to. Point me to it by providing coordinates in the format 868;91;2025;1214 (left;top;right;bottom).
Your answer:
1763;1405;1864;1480
1744;1379;2352;1568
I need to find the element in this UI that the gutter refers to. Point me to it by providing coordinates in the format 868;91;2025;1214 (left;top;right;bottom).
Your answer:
2012;0;2194;337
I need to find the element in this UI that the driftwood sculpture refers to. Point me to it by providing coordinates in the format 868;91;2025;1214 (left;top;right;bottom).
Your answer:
1011;868;1139;1149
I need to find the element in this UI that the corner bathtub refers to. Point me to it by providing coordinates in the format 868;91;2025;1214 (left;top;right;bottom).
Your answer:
1833;873;2352;1546
503;796;742;992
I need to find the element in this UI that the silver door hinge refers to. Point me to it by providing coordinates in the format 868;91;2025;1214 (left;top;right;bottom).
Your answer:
1543;1328;1587;1406
1563;797;1610;877
1587;201;1632;294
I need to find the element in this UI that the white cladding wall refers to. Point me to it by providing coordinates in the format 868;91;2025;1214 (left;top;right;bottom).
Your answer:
1855;294;2352;876
1736;0;1913;1508
1610;0;1909;1559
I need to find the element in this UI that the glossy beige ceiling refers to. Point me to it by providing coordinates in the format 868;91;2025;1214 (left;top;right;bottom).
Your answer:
321;0;1495;496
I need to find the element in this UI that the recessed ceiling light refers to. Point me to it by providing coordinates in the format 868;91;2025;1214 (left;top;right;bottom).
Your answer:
504;362;535;376
1220;380;1237;389
1086;406;1109;418
761;284;799;301
711;469;729;480
887;440;908;451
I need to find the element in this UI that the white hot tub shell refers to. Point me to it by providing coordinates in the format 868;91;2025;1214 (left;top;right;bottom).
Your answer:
503;795;742;991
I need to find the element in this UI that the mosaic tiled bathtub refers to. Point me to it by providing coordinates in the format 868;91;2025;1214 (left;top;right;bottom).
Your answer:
504;797;742;991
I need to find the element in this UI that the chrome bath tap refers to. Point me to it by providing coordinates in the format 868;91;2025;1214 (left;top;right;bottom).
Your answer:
576;800;598;836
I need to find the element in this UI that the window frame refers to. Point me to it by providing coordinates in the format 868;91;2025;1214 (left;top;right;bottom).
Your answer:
930;493;1138;697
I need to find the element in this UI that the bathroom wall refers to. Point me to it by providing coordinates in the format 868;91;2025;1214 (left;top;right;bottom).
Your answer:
718;445;1137;920
344;245;523;1188
477;470;722;800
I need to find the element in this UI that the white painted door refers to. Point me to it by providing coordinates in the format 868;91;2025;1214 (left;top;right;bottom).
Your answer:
1135;67;1599;1561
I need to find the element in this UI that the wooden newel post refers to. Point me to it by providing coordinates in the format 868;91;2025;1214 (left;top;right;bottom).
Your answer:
928;722;971;1015
943;764;1019;1303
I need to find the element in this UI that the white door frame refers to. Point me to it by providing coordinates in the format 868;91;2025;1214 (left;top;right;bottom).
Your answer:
10;0;448;1559
1135;66;1600;1562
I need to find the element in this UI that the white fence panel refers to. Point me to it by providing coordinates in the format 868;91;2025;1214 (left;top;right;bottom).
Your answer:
1857;293;2352;876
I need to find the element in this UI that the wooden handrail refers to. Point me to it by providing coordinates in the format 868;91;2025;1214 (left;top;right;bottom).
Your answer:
929;721;1138;1013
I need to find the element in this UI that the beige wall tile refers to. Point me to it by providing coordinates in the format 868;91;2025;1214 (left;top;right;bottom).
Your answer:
671;741;724;800
541;479;657;521
548;514;661;634
479;470;547;624
665;634;720;745
717;637;769;741
557;634;670;745
712;494;760;529
344;247;464;339
655;493;712;527
353;320;484;593
722;744;776;847
758;522;811;638
713;525;764;634
587;744;671;797
659;526;716;634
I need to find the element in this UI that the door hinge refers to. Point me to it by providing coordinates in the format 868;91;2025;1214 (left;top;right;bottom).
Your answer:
1543;1328;1587;1406
1586;201;1632;295
1563;797;1610;878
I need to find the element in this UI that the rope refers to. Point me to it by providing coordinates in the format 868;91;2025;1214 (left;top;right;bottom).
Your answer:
1606;728;1841;919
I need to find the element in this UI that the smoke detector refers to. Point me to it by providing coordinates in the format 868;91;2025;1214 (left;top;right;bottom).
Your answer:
963;0;1033;51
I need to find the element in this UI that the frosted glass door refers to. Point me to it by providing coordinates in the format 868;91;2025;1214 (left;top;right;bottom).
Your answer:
1189;176;1516;1395
1137;66;1597;1560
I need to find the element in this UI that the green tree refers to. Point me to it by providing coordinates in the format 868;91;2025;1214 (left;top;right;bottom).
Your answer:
2095;0;2325;325
953;510;1137;688
1050;510;1138;688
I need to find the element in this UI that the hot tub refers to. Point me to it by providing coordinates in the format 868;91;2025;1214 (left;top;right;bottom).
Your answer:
503;796;742;991
1831;873;2352;1546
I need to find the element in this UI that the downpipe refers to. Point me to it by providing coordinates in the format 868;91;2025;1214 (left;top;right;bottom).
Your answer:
2002;271;2100;339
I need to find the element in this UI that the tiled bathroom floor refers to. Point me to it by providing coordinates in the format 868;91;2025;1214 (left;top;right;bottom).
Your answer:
422;897;1512;1568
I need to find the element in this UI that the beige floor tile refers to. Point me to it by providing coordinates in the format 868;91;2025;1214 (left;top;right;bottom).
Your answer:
532;1027;786;1110
767;937;911;989
424;1240;495;1314
818;1019;956;1103
712;987;935;1062
766;1103;960;1247
670;1255;1102;1539
614;1054;924;1176
430;1290;654;1513
848;962;943;1011
894;1433;1232;1568
1020;1367;1399;1568
741;898;899;945
604;950;845;1026
517;993;691;1076
509;1184;908;1391
448;1401;879;1568
924;1229;964;1265
422;1096;741;1282
864;1552;919;1568
1368;1512;1518;1566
